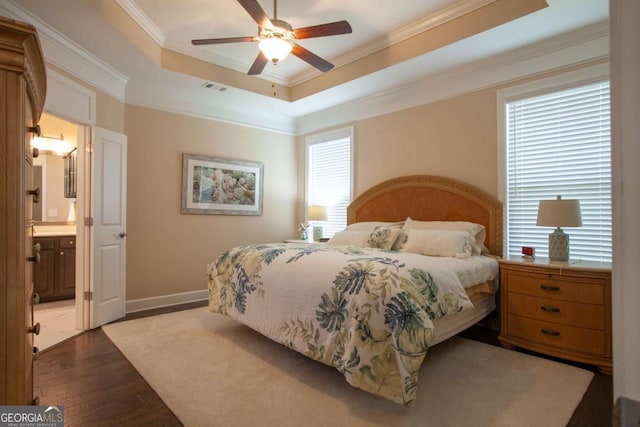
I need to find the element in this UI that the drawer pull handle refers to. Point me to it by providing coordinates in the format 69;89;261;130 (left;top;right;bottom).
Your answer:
28;322;41;335
541;305;560;313
28;125;41;137
541;329;561;337
540;284;560;291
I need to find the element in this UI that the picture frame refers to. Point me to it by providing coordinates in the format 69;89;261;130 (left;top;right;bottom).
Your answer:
181;153;263;215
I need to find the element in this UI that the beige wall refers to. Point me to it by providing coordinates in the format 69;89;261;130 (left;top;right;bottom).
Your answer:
125;105;297;300
353;88;498;197
338;60;607;202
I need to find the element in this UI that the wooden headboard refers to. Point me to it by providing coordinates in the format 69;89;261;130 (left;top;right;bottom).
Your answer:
347;175;503;256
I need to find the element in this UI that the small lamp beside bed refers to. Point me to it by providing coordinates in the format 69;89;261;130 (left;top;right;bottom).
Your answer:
536;195;582;262
308;205;328;242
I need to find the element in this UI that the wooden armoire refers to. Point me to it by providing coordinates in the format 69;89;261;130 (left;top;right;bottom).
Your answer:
0;16;46;405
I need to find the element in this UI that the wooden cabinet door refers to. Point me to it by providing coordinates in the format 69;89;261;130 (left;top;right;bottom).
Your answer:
0;15;45;406
33;238;56;301
58;239;76;298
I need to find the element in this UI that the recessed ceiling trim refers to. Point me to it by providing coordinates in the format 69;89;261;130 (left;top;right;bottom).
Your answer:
117;0;497;89
296;21;608;135
290;0;497;86
0;0;129;102
115;0;166;46
162;41;288;86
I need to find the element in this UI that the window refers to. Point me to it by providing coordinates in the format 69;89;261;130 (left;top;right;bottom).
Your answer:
499;66;611;262
305;128;353;238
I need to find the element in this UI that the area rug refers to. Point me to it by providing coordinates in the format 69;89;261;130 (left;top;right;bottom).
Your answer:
102;307;593;427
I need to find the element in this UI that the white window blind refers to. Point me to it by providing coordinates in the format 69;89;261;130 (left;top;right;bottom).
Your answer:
506;80;611;262
306;130;353;238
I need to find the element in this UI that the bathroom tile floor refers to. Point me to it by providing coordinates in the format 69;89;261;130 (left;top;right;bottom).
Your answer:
34;299;81;350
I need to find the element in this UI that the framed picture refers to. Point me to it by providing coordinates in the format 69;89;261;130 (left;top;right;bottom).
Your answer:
181;153;263;215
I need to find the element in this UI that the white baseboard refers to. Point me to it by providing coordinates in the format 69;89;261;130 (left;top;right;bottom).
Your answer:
126;289;208;313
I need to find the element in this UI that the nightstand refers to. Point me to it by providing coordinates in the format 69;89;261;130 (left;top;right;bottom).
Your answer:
498;256;612;374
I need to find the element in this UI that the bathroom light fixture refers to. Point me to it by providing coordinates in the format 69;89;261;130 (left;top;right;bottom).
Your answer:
32;133;70;156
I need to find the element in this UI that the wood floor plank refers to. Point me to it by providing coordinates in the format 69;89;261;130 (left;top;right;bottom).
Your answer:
34;329;181;426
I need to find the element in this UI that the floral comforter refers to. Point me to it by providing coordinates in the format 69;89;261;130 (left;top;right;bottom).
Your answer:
207;243;475;406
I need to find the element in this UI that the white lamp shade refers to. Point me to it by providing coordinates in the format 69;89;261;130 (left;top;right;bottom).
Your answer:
536;196;582;227
259;38;292;63
308;205;328;221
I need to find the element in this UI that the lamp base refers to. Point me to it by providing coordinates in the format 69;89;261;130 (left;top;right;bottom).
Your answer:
313;226;323;242
548;227;569;261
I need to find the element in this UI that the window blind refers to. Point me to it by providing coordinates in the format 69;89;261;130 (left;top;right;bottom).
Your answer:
307;135;352;238
506;81;611;262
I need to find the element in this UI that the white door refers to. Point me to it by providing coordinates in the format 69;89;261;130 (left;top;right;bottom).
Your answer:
90;127;127;328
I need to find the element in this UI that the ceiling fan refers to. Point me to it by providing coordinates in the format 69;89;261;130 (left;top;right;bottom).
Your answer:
191;0;352;75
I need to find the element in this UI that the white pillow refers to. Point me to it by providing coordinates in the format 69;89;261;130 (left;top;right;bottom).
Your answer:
327;231;370;246
402;218;486;254
344;221;404;233
365;226;403;250
399;229;474;259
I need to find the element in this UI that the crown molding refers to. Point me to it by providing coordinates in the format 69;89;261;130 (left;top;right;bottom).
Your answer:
0;0;608;138
129;100;297;135
289;0;496;86
297;21;609;135
125;87;297;135
114;0;495;88
0;0;129;102
115;0;166;46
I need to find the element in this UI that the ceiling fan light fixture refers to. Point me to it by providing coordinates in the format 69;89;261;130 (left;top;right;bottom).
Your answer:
259;38;292;63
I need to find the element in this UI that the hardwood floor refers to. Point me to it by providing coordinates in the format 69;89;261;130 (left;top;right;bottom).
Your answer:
34;303;612;426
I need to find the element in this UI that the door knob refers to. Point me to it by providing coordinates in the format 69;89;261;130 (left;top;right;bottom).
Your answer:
119;232;127;238
27;187;40;203
27;243;41;263
33;293;40;305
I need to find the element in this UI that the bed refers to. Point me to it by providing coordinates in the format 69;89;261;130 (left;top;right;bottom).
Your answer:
207;175;503;406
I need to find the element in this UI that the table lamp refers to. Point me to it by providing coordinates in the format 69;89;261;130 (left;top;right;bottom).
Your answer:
308;205;328;242
536;195;582;261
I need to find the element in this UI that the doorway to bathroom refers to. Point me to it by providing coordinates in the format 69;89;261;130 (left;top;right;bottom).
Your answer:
32;112;83;350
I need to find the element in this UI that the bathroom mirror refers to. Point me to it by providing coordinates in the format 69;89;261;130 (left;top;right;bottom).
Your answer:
33;113;78;224
33;153;76;223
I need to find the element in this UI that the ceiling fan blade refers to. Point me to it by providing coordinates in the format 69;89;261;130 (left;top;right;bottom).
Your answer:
237;0;272;29
291;44;334;72
191;36;255;45
293;20;352;39
248;51;269;75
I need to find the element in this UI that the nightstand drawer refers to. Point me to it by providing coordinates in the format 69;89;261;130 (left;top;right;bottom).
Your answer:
505;271;603;304
507;293;604;329
507;314;605;355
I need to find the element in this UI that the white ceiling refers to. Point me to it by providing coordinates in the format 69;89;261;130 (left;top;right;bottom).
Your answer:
5;0;608;134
